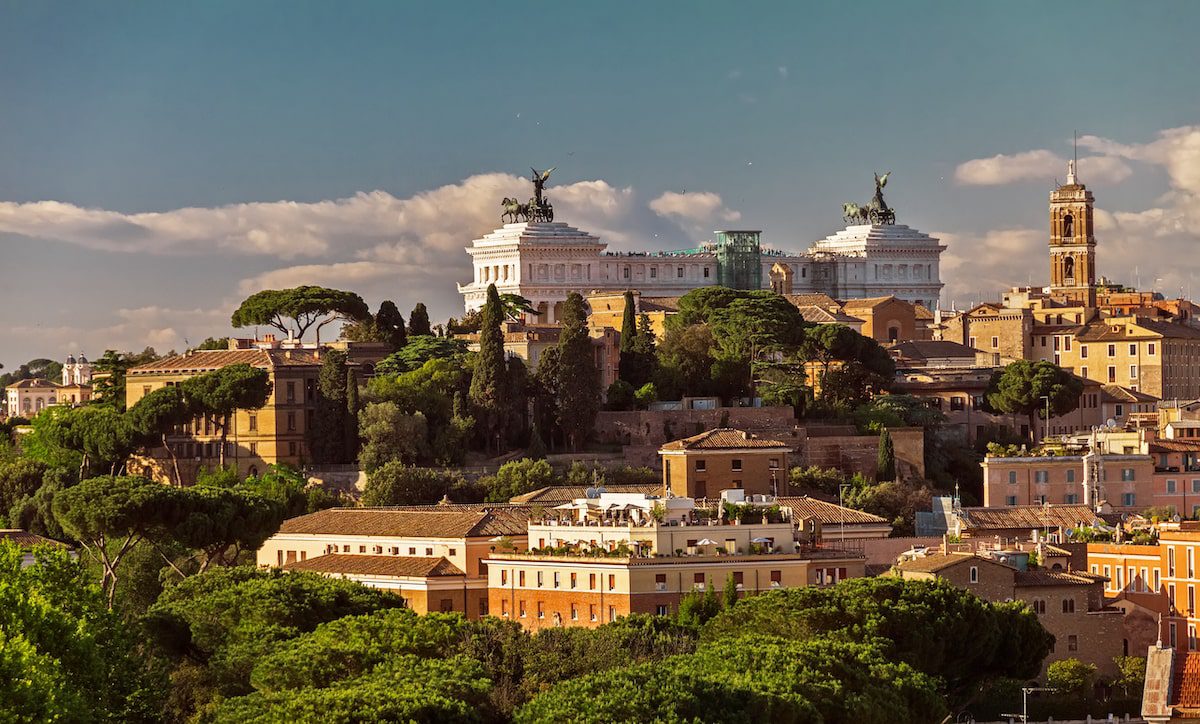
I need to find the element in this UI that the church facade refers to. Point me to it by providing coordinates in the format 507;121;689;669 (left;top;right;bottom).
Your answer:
457;220;945;322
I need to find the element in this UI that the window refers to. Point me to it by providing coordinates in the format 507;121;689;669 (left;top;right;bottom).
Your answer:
1169;479;1178;494
969;566;978;583
589;604;597;622
1032;599;1046;614
519;600;526;618
969;336;977;348
288;441;297;456
537;601;544;619
1081;345;1088;359
622;267;630;279
649;267;657;279
553;572;560;588
1171;623;1179;648
536;571;543;587
248;413;258;432
655;604;668;616
306;378;315;401
1117;567;1124;589
1191;586;1196;615
1064;494;1079;504
770;570;782;586
501;600;508;617
1193;480;1200;494
1062;598;1076;613
1130;364;1138;379
1008;471;1017;484
1108;366;1117;383
287;411;296;431
732;571;744;589
1190;549;1195;578
1129;343;1137;356
519;571;525;586
1068;635;1078;652
571;604;578;620
425;547;433;556
731;458;742;472
1081;366;1088;378
703;267;710;278
1170;548;1177;577
1141;567;1149;592
1006;495;1018;505
677;266;684;278
1065;469;1075;483
589;573;596;590
1122;492;1136;507
440;599;453;613
1149;342;1156;356
608;606;615;622
991;336;999;349
655;573;667;592
693;572;705;588
950;397;965;411
286;381;296;402
570;572;577;589
1122;468;1136;481
608;574;616;591
694;459;706;472
1108;344;1116;357
500;570;507;585
1035;470;1048;483
769;458;780;470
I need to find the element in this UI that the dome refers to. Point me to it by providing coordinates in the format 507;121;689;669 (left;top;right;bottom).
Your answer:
77;352;88;364
65;354;76;364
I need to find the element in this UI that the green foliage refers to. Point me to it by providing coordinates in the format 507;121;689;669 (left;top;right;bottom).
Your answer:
526;423;547;460
986;360;1084;440
144;566;406;713
843;477;935;536
358;403;429;470
0;543;165;722
1113;655;1146;697
194;337;230;351
877;427;896;481
605;379;635;411
654;323;720;400
89;348;159;411
485;458;555;503
722;573;739;610
1046;657;1097;697
0;456;46;526
702;576;1053;707
634;381;657;409
376;336;468;375
19;405;84;472
341;299;408;351
363;462;464;506
181;363;272;466
311;351;349;464
365;358;471;465
676;585;723;628
471;284;509;453
556;292;600;451
231;286;370;341
408;302;433;337
243;463;341;517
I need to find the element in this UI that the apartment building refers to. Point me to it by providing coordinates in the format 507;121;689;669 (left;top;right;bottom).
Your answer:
660;428;791;499
982;452;1155;512
485;491;864;631
890;550;1122;678
257;506;530;617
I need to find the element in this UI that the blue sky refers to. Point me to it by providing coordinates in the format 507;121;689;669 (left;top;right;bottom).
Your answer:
3;1;1199;368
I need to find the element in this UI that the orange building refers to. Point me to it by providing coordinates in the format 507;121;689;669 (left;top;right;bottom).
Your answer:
485;491;863;631
660;428;791;499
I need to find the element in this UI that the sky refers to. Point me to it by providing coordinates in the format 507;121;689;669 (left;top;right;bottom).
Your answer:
2;1;1200;370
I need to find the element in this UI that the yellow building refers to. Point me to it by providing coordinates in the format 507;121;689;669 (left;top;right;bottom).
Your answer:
1051;316;1200;401
586;290;680;339
257;505;530;617
126;348;323;483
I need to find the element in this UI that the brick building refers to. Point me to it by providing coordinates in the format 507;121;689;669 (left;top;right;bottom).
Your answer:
659;428;791;499
982;452;1155;511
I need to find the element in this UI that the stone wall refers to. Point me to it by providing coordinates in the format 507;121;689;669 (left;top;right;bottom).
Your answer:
594;407;800;448
803;427;925;480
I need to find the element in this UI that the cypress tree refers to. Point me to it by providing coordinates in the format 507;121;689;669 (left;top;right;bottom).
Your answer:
374;300;407;350
470;284;507;454
312;350;348;463
556;292;600;452
876;427;896;482
526;422;548;460
618;291;638;385
408;302;432;337
344;368;360;461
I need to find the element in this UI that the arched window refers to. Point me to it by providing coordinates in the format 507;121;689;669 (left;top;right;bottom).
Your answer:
1063;256;1075;280
1063;213;1074;238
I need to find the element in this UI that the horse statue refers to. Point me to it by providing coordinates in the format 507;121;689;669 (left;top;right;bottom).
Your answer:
842;202;867;224
501;197;530;223
532;195;554;223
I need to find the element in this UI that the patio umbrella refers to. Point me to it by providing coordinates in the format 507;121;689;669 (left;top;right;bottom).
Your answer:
695;538;719;546
751;537;773;543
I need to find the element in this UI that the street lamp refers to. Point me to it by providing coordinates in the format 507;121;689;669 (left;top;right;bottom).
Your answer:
1001;686;1056;723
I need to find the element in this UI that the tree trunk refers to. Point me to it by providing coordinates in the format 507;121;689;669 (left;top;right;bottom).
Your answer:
218;413;229;468
162;433;182;486
1029;411;1039;444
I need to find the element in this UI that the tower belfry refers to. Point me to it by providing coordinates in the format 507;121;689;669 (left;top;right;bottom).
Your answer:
1048;159;1097;306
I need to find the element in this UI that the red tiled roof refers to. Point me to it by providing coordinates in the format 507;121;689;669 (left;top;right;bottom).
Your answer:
660;428;791;452
775;496;888;525
509;483;665;505
277;507;530;538
1149;440;1200;453
129;349;321;375
840;295;899;309
0;529;70;548
1015;569;1106;587
914;304;935;321
889;340;980;360
894;553;1011;574
1173;652;1200;708
1101;384;1160;404
957;505;1103;531
639;296;683;313
284;554;464;577
783;293;839;309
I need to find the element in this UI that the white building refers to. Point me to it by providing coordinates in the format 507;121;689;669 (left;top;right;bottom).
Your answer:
5;378;60;418
458;221;945;322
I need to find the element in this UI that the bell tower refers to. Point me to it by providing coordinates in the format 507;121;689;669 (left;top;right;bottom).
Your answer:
1048;160;1097;306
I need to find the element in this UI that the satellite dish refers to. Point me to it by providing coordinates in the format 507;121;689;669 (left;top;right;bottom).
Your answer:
584;487;599;499
1106;418;1118;429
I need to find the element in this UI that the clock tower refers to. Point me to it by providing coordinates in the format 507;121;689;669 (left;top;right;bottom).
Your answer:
1048;160;1097;306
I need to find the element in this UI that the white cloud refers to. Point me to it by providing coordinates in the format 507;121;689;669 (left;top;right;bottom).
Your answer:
7;306;232;360
936;228;1044;305
648;191;741;236
954;149;1131;186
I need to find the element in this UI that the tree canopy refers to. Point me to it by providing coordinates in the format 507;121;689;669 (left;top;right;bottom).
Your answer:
231;286;370;342
986;360;1083;441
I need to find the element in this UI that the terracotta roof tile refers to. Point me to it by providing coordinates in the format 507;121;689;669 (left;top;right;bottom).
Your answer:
0;529;70;548
1173;652;1200;708
509;483;665;505
775;496;888;525
957;505;1103;531
889;340;980;359
914;304;935;321
840;295;899;309
129;349;321;375
894;553;1011;574
277;507;529;538
783;293;840;309
1149;440;1200;453
1015;569;1106;587
1101;384;1160;404
660;428;791;452
4;378;60;390
639;296;683;312
283;554;464;577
